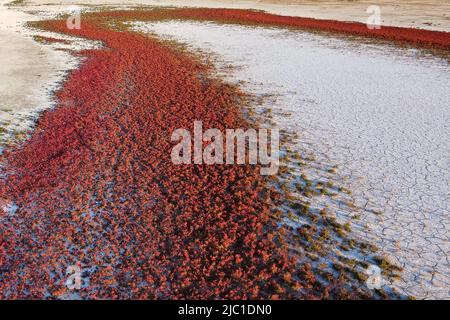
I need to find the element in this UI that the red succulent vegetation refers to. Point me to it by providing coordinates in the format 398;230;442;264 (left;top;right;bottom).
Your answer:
2;7;441;299
114;8;450;50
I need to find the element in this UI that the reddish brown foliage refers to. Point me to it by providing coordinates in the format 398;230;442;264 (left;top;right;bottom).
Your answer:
113;8;450;50
2;7;433;299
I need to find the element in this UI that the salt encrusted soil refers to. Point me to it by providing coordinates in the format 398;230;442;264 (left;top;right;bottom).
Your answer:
134;20;450;299
0;0;99;149
1;5;449;299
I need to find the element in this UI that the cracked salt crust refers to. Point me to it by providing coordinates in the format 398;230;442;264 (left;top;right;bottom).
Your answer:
134;20;450;299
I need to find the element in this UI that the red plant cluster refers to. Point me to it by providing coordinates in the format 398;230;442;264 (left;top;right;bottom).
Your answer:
0;14;332;300
4;7;439;299
113;8;450;50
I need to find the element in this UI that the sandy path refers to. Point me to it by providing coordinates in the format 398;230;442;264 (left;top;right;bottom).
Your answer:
135;20;450;299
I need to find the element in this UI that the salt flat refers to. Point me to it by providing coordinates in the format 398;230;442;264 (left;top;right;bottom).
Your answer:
134;20;450;299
